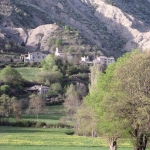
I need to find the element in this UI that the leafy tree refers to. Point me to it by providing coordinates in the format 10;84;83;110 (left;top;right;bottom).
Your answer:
84;62;121;150
55;39;62;47
0;94;22;121
76;82;87;101
27;94;45;119
48;83;62;95
64;84;79;117
74;105;97;137
0;66;23;86
39;55;63;84
36;71;62;85
0;85;10;95
103;51;150;150
41;55;59;71
11;97;22;121
0;94;11;118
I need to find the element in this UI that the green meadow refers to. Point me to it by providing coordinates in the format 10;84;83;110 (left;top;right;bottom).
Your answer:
0;126;133;150
9;105;66;124
15;67;42;81
0;105;134;150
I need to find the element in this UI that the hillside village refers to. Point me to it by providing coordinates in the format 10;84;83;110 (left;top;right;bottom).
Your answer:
0;47;115;101
0;47;115;65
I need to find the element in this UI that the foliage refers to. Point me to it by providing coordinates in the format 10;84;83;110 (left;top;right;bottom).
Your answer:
55;39;62;47
36;71;62;85
0;94;11;117
102;51;150;150
41;55;59;71
0;94;22;120
11;97;22;121
48;83;62;95
26;94;45;119
0;85;10;95
74;105;97;137
64;84;79;117
0;66;23;86
84;54;130;149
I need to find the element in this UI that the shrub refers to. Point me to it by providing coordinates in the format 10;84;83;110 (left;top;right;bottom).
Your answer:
35;122;46;128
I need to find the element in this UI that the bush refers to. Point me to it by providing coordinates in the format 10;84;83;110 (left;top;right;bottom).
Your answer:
14;121;37;127
35;122;46;128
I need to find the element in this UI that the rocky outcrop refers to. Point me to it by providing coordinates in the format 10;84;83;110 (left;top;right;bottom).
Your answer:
82;0;150;52
0;0;150;57
0;24;58;51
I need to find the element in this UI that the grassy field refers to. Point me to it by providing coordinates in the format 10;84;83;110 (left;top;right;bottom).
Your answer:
10;105;66;124
15;67;42;81
1;105;150;150
0;126;132;150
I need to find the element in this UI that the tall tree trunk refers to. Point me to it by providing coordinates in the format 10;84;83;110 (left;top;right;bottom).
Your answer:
109;138;117;150
134;134;147;150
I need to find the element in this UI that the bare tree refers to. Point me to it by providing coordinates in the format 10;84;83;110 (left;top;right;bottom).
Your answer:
27;95;45;119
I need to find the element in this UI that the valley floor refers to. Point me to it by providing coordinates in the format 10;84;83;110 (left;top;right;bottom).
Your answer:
0;126;133;150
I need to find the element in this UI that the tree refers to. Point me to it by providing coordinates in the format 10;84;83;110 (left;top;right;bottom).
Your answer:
103;51;150;150
0;85;10;95
27;95;45;119
76;82;87;101
36;71;62;85
39;55;63;84
0;66;23;86
0;94;22;122
84;61;121;150
64;84;79;117
55;39;62;47
74;105;97;137
41;55;58;71
0;94;11;118
48;83;62;95
11;97;22;121
88;63;102;94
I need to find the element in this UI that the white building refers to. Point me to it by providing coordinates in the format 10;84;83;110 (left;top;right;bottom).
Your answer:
21;52;47;62
94;56;115;65
80;56;93;66
55;48;73;60
81;56;89;62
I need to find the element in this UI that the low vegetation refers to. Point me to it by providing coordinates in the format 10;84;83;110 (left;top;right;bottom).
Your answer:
0;126;132;150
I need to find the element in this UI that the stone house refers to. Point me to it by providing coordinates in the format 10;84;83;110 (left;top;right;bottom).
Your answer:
21;52;47;62
24;85;49;95
93;56;115;65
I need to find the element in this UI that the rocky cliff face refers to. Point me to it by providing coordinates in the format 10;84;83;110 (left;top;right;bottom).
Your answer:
0;0;150;57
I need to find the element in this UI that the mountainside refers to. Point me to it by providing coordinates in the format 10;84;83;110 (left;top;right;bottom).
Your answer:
0;0;150;57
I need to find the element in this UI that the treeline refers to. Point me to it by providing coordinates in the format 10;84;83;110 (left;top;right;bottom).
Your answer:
69;50;150;150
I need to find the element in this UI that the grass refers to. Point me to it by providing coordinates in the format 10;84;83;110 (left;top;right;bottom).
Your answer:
15;67;42;81
10;105;66;124
0;126;133;150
